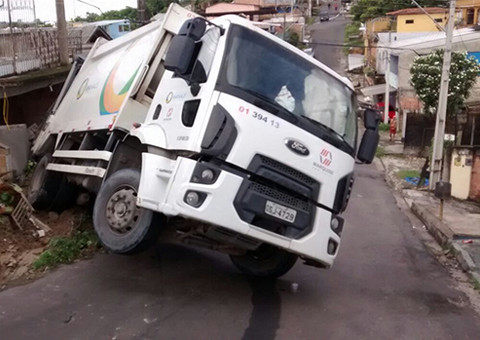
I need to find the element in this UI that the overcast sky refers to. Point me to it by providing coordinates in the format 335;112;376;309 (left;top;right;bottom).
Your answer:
35;0;138;22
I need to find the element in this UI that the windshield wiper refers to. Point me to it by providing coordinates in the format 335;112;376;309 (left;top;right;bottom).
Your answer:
233;86;299;123
300;114;351;147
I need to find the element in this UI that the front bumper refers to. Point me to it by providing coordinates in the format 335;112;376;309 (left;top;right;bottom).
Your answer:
137;153;341;267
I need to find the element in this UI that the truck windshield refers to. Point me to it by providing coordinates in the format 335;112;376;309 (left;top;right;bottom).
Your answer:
220;25;356;150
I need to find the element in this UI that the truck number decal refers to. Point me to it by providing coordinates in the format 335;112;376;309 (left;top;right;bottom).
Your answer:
238;106;280;128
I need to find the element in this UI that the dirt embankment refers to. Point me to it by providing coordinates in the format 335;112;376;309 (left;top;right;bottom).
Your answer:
0;207;92;288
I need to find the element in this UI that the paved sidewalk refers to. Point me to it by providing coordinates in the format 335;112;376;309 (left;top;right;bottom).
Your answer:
376;131;480;288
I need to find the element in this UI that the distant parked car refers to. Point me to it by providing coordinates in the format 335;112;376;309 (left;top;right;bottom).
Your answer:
319;12;329;22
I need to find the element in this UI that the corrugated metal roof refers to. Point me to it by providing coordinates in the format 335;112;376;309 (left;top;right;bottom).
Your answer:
382;28;480;55
360;84;396;96
206;3;259;14
85;19;130;26
387;7;448;16
348;54;364;71
377;32;429;45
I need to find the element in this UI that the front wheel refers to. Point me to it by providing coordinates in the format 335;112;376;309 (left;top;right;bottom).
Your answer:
93;168;162;254
230;244;298;278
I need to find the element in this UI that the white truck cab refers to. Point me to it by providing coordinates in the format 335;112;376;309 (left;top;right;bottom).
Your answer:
30;4;379;277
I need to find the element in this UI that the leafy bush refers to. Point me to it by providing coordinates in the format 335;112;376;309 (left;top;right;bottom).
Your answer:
378;122;389;131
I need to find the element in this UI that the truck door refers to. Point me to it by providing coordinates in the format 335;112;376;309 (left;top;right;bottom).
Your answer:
143;27;222;151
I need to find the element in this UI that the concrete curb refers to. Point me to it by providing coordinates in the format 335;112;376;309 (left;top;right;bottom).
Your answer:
372;157;385;172
410;202;480;291
452;243;477;272
410;202;453;247
471;272;480;288
379;153;480;290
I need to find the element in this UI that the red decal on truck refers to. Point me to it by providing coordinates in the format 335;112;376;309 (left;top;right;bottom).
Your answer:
319;148;332;167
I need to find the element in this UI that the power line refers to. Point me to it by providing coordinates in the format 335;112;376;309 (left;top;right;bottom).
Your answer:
76;0;103;14
305;41;422;53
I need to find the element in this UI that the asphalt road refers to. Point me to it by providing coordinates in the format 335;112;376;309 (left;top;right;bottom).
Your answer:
311;15;347;75
1;17;480;339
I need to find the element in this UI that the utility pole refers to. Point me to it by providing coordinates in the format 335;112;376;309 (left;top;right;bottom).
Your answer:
308;0;312;17
6;0;17;74
137;0;147;25
55;0;69;66
429;0;456;189
383;32;391;124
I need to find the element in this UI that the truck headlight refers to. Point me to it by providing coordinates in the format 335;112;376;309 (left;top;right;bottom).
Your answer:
184;191;207;207
330;216;344;236
201;169;215;182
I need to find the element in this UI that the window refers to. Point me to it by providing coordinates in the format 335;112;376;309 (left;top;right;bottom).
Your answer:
405;19;414;24
118;25;130;33
434;18;443;23
467;9;475;25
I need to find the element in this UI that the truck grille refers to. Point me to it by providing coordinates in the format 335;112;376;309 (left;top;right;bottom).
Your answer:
234;155;319;239
257;155;317;188
249;182;310;212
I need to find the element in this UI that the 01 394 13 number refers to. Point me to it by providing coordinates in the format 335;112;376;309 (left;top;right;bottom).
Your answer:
238;106;280;128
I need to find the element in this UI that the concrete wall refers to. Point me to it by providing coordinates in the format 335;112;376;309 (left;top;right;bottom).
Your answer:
470;151;480;202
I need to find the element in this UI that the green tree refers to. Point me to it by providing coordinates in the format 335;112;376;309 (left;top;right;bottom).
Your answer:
410;50;480;116
73;7;137;23
73;12;99;22
146;0;176;16
350;0;447;22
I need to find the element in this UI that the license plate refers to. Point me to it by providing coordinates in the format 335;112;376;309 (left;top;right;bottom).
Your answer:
264;200;297;223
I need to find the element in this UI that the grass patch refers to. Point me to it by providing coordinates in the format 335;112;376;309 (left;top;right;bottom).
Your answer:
33;230;99;270
375;146;386;158
396;170;420;179
306;16;315;25
472;277;480;291
343;22;362;55
378;122;389;131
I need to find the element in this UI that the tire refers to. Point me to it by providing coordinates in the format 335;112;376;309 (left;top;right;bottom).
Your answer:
230;244;298;278
93;168;162;254
28;155;76;212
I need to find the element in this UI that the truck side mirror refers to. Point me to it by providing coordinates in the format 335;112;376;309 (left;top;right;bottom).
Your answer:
357;129;379;164
164;18;208;92
357;108;380;164
363;108;380;129
178;18;206;41
164;35;196;76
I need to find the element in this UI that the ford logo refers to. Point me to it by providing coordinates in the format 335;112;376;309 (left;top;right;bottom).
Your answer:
285;139;310;156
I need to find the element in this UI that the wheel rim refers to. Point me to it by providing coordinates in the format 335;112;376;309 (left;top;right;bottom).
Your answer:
105;186;140;235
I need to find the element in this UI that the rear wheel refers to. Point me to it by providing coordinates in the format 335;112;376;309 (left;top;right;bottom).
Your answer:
28;154;76;212
93;168;162;254
230;244;298;278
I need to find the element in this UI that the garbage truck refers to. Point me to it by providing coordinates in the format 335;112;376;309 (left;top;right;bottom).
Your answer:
29;4;379;277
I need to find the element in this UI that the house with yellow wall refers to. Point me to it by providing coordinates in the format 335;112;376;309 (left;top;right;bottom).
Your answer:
387;7;449;32
457;0;480;26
